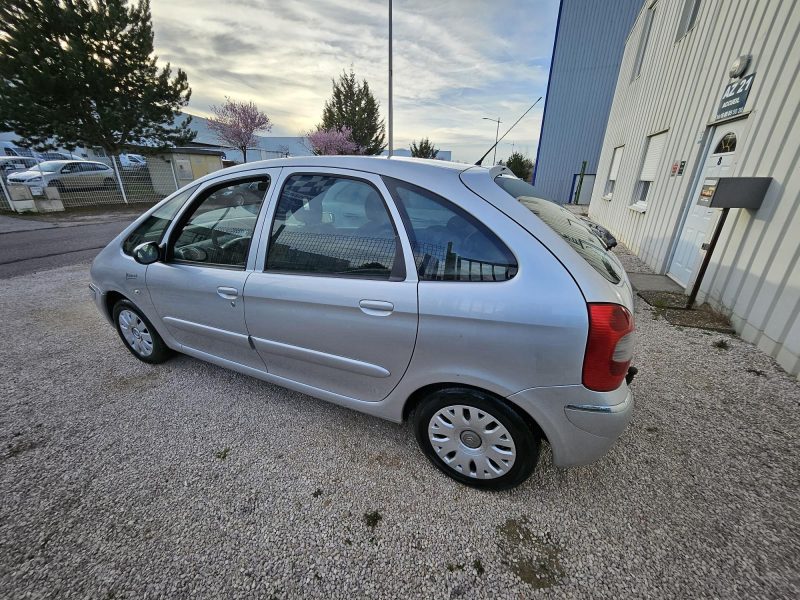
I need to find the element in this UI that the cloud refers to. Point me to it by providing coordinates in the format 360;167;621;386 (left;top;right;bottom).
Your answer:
150;0;559;161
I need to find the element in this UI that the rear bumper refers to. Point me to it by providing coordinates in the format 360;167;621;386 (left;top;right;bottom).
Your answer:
507;382;633;467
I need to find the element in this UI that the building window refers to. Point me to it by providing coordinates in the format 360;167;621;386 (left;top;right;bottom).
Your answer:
676;0;701;40
714;132;737;154
604;146;624;200
632;3;656;80
631;131;667;210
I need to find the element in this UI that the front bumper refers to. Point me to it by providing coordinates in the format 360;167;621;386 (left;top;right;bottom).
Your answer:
89;283;111;323
507;382;633;467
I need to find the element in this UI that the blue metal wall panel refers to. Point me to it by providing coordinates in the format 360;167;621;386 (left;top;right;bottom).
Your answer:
531;0;642;203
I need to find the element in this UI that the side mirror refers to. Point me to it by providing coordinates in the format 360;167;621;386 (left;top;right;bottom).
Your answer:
132;241;160;265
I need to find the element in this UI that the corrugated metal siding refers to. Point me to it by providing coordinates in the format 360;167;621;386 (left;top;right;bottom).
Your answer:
588;0;800;377
530;0;642;204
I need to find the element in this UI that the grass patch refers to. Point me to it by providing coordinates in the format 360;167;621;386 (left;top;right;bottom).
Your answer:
215;447;231;460
713;339;730;350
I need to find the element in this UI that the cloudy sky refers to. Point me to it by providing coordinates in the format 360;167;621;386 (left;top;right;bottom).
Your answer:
150;0;560;163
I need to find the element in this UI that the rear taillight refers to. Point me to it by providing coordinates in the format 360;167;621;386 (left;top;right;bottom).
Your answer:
583;303;635;392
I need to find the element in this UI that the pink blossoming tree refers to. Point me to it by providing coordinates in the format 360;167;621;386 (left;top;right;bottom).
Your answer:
307;127;362;155
207;97;272;163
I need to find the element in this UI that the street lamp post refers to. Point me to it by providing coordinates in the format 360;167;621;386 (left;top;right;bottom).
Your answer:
482;117;501;165
388;0;393;158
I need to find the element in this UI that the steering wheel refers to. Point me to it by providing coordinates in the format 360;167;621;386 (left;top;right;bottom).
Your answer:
219;236;250;251
211;226;228;249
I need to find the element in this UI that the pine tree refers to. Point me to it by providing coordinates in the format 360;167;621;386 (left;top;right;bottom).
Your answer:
409;138;439;159
0;0;194;153
504;152;535;181
319;69;386;155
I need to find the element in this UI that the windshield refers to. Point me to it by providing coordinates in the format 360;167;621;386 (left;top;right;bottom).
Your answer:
494;175;622;284
37;162;64;172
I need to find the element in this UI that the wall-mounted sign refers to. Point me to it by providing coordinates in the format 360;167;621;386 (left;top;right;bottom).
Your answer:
697;179;717;207
671;161;679;176
715;73;755;121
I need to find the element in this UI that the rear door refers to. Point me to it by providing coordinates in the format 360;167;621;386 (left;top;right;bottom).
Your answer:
243;168;418;402
146;172;277;370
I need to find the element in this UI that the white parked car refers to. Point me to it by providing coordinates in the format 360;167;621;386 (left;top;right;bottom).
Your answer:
6;160;116;193
0;156;40;180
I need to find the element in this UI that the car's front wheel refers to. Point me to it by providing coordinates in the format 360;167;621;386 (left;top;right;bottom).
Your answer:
413;387;541;490
112;299;172;364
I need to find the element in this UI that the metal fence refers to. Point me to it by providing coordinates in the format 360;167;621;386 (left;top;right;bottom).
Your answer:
0;154;183;213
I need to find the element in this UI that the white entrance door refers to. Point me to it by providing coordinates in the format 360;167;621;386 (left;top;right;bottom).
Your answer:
667;119;750;286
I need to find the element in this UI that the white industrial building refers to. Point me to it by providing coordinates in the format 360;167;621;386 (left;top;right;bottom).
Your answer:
588;0;800;377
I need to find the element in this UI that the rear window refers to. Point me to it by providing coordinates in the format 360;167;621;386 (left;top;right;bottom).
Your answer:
494;175;621;284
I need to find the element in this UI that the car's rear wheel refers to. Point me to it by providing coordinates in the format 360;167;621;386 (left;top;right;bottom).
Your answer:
112;299;172;364
413;387;541;490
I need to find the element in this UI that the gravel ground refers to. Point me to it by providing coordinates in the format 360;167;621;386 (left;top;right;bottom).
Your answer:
1;255;799;599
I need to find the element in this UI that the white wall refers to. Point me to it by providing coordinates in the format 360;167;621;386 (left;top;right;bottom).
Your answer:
588;0;800;377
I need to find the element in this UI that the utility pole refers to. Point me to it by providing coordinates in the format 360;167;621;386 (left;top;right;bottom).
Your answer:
482;117;502;165
388;0;393;157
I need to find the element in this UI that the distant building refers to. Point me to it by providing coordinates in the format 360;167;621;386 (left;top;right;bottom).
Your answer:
381;148;453;161
530;0;641;204
588;0;800;378
174;113;311;163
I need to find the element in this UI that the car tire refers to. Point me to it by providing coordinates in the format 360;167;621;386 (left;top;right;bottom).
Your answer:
103;177;116;190
112;299;172;364
413;387;541;490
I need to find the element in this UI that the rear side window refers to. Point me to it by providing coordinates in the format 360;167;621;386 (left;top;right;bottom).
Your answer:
494;175;621;284
122;184;198;255
384;177;517;282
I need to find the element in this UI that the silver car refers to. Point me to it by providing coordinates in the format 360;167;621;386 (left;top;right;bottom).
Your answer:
7;159;115;192
90;157;635;489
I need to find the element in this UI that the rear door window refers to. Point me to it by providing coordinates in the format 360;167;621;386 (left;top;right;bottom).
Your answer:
384;177;517;282
494;174;621;284
265;174;403;280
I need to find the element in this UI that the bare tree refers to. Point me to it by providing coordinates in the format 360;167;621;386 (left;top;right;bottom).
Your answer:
207;97;272;162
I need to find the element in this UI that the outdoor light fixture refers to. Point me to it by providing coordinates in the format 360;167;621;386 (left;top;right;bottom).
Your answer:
729;54;751;78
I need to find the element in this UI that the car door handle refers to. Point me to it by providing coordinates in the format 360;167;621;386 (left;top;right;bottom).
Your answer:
359;300;394;315
217;286;239;300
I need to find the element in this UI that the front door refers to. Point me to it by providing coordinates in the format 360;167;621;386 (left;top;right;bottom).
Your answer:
146;174;274;370
668;119;750;286
244;169;418;402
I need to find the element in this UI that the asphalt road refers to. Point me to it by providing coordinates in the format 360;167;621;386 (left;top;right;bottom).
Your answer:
0;219;131;278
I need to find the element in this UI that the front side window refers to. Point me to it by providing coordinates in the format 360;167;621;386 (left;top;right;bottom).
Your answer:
171;177;269;268
266;174;402;279
385;177;517;282
122;184;199;255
